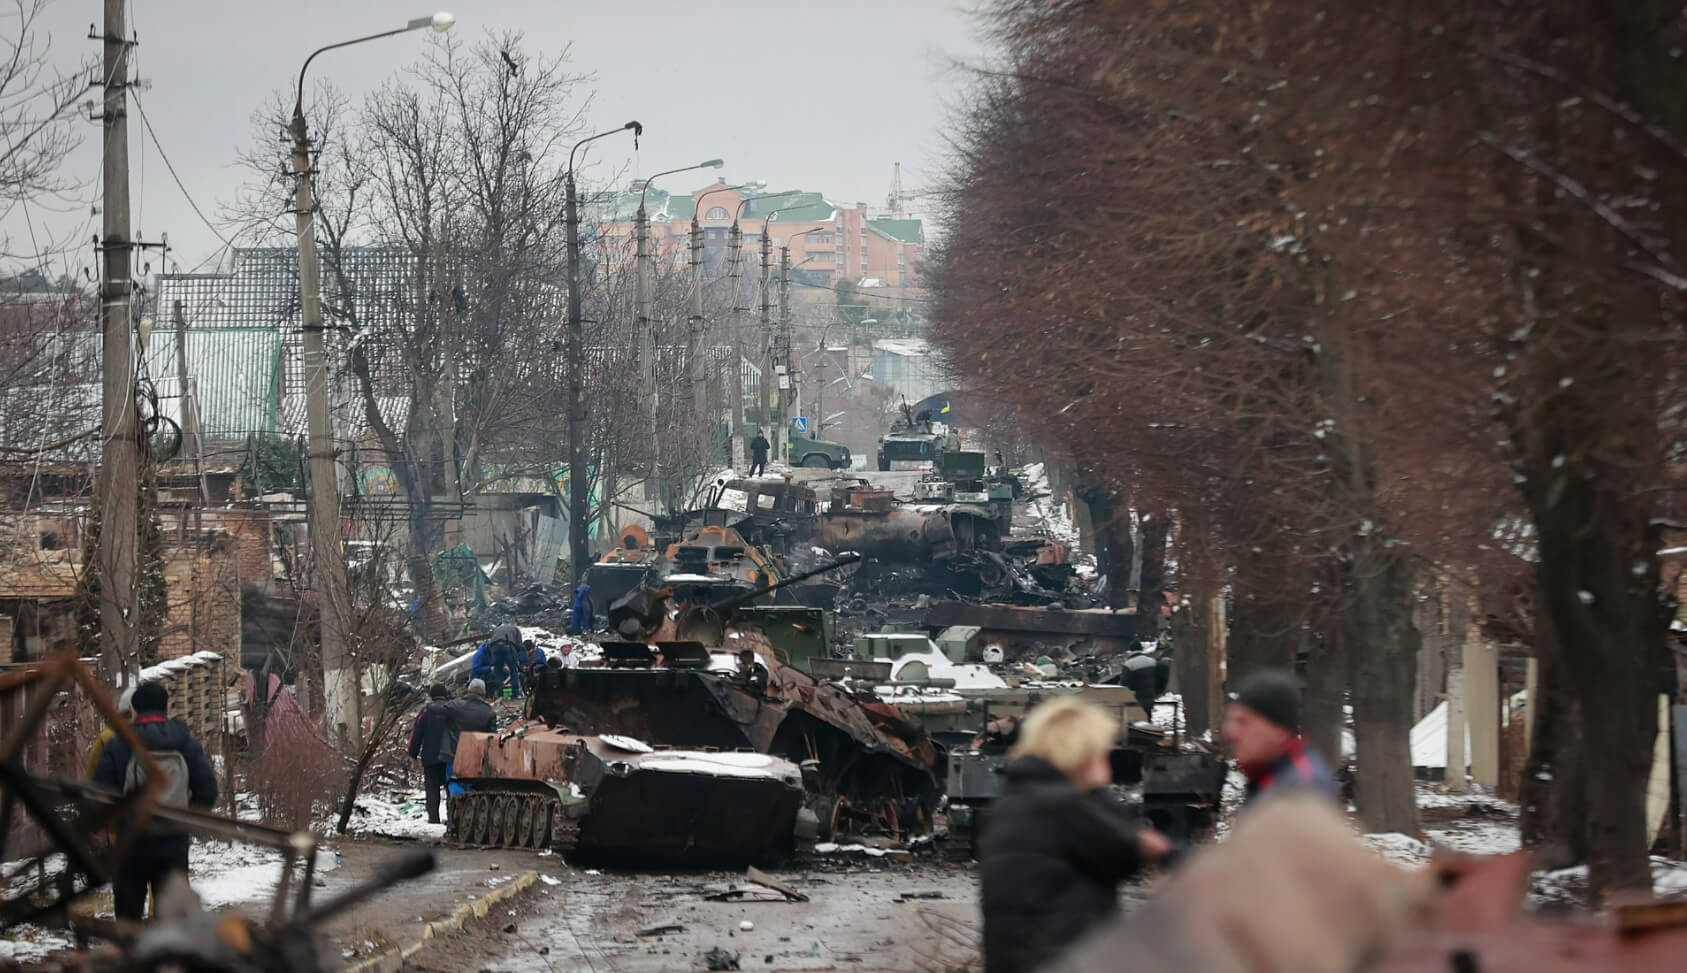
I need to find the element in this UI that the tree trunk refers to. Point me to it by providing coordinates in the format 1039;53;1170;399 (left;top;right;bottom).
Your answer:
1172;588;1212;738
1519;617;1589;870
1303;623;1348;778
1348;548;1419;835
1530;502;1665;895
1137;511;1167;641
1226;590;1298;682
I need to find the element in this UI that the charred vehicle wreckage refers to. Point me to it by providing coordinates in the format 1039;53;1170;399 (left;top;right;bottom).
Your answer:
439;471;1226;869
448;546;943;867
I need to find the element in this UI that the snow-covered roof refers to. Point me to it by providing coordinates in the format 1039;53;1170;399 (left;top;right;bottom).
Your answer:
872;338;931;357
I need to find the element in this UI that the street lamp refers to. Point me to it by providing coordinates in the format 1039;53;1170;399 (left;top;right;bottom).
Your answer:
687;180;763;427
290;11;454;746
776;227;830;446
633;159;722;512
565;121;643;585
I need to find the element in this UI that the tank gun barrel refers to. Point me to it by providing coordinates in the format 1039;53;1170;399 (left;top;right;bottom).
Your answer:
709;553;862;614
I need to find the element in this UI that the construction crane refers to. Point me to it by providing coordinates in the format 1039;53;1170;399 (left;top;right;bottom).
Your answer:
887;162;915;218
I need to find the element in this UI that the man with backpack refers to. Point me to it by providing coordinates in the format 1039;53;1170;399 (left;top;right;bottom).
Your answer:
92;681;218;921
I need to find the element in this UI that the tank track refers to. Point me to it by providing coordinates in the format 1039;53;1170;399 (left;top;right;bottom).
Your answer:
447;792;581;855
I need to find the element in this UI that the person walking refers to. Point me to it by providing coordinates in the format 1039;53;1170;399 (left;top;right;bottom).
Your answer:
445;679;497;755
92;682;219;922
749;429;770;477
1223;668;1338;806
980;697;1170;973
407;683;453;825
570;582;594;634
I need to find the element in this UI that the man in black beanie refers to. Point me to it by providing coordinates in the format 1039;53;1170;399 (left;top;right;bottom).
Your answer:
1222;668;1337;806
92;681;219;920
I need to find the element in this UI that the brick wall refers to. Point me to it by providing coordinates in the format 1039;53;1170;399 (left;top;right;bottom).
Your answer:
159;533;242;663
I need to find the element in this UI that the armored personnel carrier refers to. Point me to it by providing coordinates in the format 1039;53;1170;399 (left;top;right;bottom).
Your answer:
876;401;959;471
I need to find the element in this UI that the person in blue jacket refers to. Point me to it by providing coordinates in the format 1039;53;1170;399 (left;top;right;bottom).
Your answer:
470;640;493;684
570;583;593;634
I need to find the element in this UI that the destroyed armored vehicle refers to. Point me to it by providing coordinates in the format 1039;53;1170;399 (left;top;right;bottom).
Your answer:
942;711;1226;861
448;729;806;866
450;555;942;867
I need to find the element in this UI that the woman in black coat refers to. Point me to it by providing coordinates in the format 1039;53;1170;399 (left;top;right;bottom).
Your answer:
980;698;1169;973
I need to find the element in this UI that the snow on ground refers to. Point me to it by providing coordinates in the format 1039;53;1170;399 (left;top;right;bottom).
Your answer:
341;792;448;841
1018;463;1079;546
190;840;341;910
521;626;602;664
876;645;1009;690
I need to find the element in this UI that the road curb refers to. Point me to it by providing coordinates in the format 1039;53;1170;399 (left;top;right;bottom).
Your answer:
344;870;540;973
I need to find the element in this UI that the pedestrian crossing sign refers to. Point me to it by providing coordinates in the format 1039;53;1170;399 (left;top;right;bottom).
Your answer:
791;417;808;434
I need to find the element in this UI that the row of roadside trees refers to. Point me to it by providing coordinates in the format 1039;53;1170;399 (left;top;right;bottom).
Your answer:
932;0;1685;897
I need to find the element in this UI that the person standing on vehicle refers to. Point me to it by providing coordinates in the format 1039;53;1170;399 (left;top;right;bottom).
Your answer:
408;683;452;825
1223;668;1338;806
980;697;1170;973
486;623;524;698
749;429;770;477
92;682;219;921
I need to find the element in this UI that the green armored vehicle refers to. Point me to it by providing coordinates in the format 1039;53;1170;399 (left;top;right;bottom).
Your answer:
786;431;853;470
876;402;959;472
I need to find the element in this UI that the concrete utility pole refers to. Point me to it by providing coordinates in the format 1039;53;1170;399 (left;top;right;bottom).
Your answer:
96;0;138;680
776;246;792;455
689;212;707;424
565;121;642;581
171;301;207;503
726;221;744;467
758;231;773;460
292;11;455;745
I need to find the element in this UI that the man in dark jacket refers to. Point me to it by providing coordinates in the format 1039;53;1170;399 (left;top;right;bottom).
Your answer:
407;683;452;824
440;679;497;775
749;429;770;477
1223;668;1338;806
92;681;219;921
981;698;1169;973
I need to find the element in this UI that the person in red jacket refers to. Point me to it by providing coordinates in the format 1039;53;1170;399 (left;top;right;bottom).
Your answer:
1224;668;1339;806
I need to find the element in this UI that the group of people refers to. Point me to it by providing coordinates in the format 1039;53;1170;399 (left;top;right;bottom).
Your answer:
981;667;1335;973
407;678;497;825
470;623;577;698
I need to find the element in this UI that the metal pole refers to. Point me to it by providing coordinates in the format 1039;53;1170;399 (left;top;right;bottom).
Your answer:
96;0;137;680
565;173;589;583
291;106;358;746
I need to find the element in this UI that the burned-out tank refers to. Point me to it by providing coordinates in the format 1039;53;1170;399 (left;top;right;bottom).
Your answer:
447;729;806;867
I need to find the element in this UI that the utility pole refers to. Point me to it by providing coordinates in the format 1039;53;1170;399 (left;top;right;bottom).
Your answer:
291;98;358;746
689;215;707;430
758;231;773;461
171;300;207;504
727;222;744;468
95;0;137;681
777;246;792;456
634;201;658;509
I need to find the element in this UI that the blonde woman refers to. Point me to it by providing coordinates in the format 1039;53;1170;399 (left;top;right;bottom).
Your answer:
980;697;1170;973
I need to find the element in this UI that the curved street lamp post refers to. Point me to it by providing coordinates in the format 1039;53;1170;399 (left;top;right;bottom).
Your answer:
564;122;642;584
291;11;454;746
634;160;722;510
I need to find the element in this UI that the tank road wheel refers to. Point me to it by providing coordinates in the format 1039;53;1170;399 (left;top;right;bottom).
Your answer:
470;795;492;845
501;797;521;847
489;796;509;845
526;797;550;849
515;797;535;849
445;796;462;841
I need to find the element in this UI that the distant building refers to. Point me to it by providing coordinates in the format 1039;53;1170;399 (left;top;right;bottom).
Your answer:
868;337;944;409
590;180;926;299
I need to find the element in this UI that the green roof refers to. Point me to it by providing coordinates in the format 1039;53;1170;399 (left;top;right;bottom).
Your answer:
868;218;925;244
740;191;835;222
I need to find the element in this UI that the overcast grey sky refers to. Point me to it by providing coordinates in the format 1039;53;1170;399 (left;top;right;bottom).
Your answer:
10;0;987;274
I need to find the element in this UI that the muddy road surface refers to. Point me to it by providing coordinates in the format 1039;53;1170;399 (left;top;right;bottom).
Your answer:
416;860;984;973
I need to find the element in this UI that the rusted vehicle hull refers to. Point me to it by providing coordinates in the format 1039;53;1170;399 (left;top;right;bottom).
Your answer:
448;728;806;867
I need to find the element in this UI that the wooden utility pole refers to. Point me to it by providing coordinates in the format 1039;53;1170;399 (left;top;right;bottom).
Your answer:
96;0;138;680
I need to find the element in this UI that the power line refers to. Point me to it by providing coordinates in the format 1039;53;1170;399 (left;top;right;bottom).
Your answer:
129;90;235;250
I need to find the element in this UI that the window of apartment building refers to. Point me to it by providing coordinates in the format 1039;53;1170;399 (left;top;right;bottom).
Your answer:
897;250;906;265
706;206;729;220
